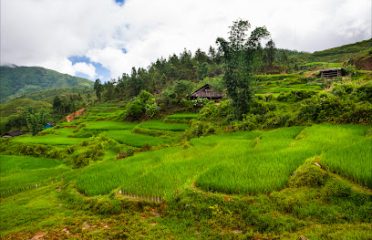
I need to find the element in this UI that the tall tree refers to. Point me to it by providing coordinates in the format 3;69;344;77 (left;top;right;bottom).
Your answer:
52;96;62;114
93;79;103;101
216;19;270;119
264;39;276;67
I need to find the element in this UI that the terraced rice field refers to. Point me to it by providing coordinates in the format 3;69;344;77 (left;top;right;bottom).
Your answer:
75;124;372;199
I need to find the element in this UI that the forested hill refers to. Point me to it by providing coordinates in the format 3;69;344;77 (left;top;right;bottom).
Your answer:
0;65;93;102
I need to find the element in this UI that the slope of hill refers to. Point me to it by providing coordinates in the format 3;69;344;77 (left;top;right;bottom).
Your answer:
0;65;93;102
311;38;372;63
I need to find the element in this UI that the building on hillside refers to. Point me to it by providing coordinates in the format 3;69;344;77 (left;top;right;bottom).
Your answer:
43;122;54;129
2;130;23;138
190;84;223;100
320;68;343;78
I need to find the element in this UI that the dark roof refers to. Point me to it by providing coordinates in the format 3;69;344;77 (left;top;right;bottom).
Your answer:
2;130;23;137
320;68;343;78
190;84;223;99
320;68;342;72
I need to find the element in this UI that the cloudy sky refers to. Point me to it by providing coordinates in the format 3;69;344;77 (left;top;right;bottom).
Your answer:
1;0;371;81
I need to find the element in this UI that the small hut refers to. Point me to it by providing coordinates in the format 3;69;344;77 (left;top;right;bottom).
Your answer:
320;68;343;78
190;84;223;100
2;130;23;138
43;122;54;129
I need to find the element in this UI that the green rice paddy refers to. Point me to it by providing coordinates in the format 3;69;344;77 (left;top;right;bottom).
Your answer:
75;124;372;199
0;155;69;197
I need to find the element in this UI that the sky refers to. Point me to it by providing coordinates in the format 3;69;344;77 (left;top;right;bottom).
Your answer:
1;0;371;81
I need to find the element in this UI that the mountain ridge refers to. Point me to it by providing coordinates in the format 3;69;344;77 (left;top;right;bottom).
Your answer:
0;65;93;102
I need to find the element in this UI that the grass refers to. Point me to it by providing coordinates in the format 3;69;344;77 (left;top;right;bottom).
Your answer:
104;130;170;147
12;134;84;145
84;121;137;130
1;124;372;239
322;138;372;188
75;124;372;199
0;155;69;197
254;73;323;94
137;120;189;131
165;113;198;123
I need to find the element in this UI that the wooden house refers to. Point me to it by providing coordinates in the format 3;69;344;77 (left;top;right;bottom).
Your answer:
190;84;223;100
320;68;343;78
2;130;23;138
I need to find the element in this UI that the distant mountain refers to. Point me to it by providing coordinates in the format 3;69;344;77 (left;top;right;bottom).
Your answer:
0;65;93;102
310;39;372;63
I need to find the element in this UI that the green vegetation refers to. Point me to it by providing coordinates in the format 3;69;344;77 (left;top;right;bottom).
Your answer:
0;65;92;102
0;24;371;239
311;39;372;62
73;125;371;199
0;155;68;197
1;123;371;239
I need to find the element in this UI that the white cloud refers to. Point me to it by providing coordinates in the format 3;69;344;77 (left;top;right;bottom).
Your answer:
72;62;97;79
1;0;370;80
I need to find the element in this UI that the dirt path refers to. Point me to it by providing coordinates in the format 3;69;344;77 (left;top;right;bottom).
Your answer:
65;108;85;122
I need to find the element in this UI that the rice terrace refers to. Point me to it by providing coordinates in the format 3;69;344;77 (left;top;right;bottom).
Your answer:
1;1;372;239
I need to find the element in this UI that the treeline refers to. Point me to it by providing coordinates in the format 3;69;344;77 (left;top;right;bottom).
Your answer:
1;92;91;135
93;36;304;103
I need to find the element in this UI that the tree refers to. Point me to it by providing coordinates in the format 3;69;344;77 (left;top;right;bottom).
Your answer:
216;19;270;119
264;39;276;67
93;79;103;101
25;108;49;135
52;96;62;114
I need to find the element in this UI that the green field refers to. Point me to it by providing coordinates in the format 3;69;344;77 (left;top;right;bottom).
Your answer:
74;125;372;199
1;122;371;239
1;40;372;238
104;130;170;147
0;155;69;197
13;134;84;145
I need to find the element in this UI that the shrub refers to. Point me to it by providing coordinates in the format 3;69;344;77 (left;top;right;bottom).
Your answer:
19;144;50;156
116;149;134;160
288;160;328;188
263;112;292;128
124;90;159;121
277;90;316;102
199;100;234;123
321;180;352;202
354;82;372;103
185;120;216;138
72;155;90;168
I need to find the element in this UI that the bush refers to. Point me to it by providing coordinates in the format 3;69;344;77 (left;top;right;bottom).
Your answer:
321;180;352;202
185;120;216;138
277;90;316;102
116;149;134;160
354;82;372;102
72;155;90;168
297;93;347;123
124;90;159;121
288;160;328;188
199;100;234;123
19;144;50;156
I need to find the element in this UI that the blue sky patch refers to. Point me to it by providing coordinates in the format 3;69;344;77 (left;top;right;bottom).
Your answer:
68;55;111;81
115;0;125;6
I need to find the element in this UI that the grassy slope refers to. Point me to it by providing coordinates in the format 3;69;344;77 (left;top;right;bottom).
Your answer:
1;41;372;238
1;124;371;239
311;38;372;62
74;124;371;198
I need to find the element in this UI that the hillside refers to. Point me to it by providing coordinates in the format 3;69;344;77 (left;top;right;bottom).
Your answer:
0;33;371;239
311;38;372;63
0;65;93;102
